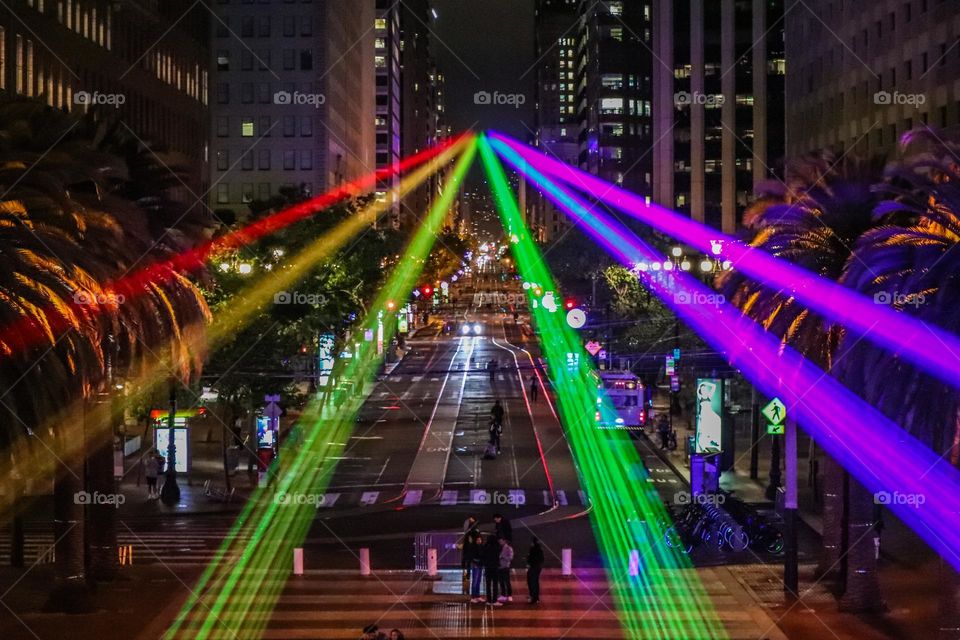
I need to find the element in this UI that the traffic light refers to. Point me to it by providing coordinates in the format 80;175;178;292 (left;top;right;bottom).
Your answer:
422;285;433;296
565;298;576;310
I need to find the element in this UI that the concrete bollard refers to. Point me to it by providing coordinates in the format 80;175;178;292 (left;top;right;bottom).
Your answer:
360;547;371;576
293;547;304;575
561;548;572;576
628;550;640;577
427;548;438;577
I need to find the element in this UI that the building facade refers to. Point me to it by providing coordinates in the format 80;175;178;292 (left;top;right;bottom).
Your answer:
209;0;375;217
653;0;785;234
399;0;445;229
0;0;209;190
785;0;960;158
374;0;402;228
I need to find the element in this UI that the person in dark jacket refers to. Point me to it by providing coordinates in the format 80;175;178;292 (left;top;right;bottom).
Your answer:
493;513;513;542
481;534;502;605
463;529;484;603
526;537;545;604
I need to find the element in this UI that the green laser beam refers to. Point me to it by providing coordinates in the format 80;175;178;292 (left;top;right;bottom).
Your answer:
479;134;726;639
165;136;477;639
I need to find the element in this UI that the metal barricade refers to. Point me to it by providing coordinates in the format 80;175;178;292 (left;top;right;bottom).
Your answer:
414;531;464;571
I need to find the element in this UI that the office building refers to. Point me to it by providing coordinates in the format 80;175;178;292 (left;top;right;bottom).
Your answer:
209;0;375;217
652;0;785;234
784;0;960;158
0;0;209;192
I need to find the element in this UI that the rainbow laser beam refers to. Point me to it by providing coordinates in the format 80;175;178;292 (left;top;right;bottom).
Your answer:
480;135;726;639
165;135;478;639
0;133;467;361
0;137;470;522
490;135;960;573
488;131;960;392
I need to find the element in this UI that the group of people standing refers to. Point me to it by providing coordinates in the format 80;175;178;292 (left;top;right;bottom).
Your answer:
461;514;545;605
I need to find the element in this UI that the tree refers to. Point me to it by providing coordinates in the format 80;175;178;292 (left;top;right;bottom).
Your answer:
0;97;211;606
717;152;884;601
838;131;960;617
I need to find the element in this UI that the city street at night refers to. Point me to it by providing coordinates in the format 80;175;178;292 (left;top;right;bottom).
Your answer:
0;1;959;639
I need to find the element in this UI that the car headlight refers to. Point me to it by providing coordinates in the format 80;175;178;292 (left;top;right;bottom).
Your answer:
461;325;471;335
473;323;482;334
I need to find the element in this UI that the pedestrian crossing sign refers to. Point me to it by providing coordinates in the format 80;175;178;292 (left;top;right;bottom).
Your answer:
766;422;785;435
761;397;786;425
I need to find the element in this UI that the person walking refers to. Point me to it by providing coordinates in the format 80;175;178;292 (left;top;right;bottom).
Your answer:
144;450;161;499
488;418;502;455
389;629;405;640
482;534;501;605
497;537;514;603
528;375;538;402
493;513;513;542
487;358;498;383
526;537;545;604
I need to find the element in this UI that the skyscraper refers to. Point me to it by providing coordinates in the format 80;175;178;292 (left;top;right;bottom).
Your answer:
652;0;785;234
209;0;375;217
399;0;443;228
533;0;580;240
576;1;655;204
784;0;960;158
375;0;402;228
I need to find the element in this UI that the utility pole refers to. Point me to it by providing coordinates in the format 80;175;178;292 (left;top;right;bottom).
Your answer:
784;416;799;597
749;387;760;479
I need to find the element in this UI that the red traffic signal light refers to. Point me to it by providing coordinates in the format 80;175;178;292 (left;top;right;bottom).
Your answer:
565;299;576;310
422;286;433;296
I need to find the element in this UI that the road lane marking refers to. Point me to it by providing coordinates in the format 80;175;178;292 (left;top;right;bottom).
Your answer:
360;492;379;506
441;490;458;505
403;490;422;506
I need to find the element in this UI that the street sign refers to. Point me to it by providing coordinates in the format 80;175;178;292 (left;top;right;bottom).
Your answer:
670;376;680;392
673;347;681;361
585;340;603;356
767;422;785;435
761;397;786;425
665;356;676;376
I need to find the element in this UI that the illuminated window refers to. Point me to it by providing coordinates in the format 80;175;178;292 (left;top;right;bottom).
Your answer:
607;1;623;15
375;18;386;30
241;118;254;137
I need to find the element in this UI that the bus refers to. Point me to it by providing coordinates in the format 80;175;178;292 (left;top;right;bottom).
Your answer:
593;370;646;431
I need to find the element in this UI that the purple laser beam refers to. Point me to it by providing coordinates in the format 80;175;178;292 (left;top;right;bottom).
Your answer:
491;136;960;571
489;131;960;392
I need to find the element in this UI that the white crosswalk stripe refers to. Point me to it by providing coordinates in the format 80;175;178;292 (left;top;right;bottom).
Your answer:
166;569;787;639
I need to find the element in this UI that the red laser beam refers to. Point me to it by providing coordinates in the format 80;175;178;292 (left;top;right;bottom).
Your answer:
0;133;468;359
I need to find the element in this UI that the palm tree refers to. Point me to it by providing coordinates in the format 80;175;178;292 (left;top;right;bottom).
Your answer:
0;97;211;605
717;152;883;595
839;130;960;619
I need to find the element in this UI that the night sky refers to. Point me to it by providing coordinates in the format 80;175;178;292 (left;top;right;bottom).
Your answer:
430;0;537;141
430;0;537;203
